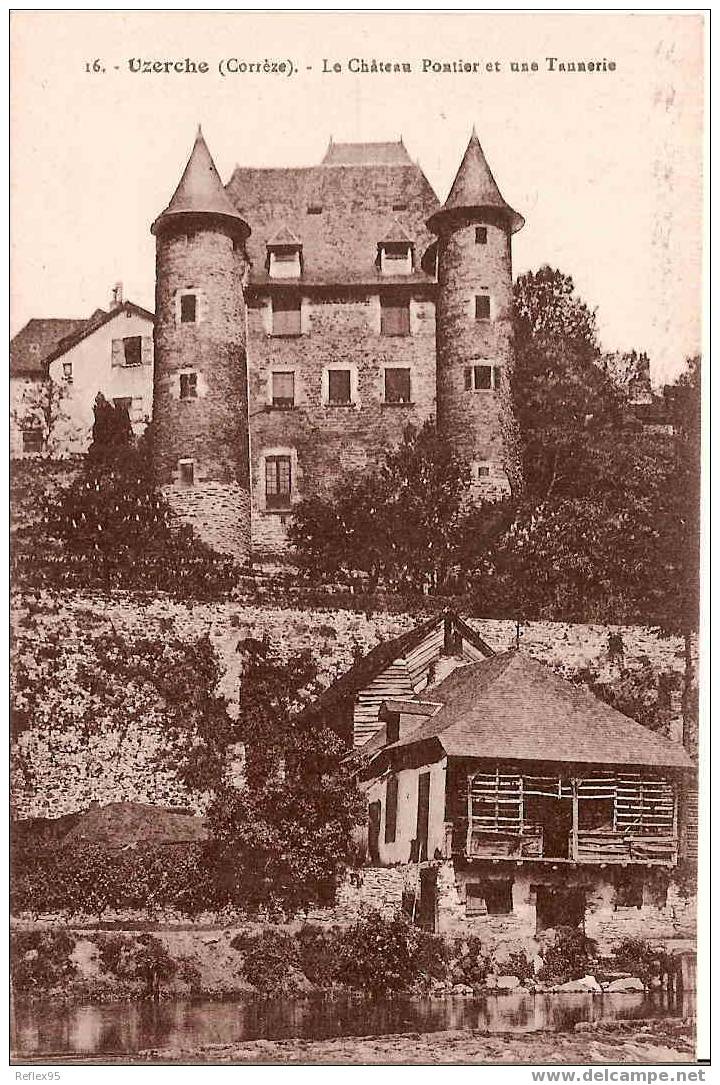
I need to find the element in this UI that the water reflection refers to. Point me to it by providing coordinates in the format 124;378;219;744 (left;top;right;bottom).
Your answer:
13;990;695;1058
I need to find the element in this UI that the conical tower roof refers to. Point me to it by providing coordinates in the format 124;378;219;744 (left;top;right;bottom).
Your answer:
152;127;250;237
428;130;524;235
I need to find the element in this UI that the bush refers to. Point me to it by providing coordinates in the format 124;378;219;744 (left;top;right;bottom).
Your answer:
11;930;77;992
96;932;198;997
296;924;340;987
537;926;598;984
612;937;667;987
336;912;419;996
230;929;302;994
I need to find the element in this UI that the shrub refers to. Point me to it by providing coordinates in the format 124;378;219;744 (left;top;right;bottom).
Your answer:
296;924;340;988
537;926;598;984
612;937;666;987
230;929;301;994
336;911;418;996
95;932;185;997
11;930;77;992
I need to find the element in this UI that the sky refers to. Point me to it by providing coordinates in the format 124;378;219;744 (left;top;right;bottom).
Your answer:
10;11;704;384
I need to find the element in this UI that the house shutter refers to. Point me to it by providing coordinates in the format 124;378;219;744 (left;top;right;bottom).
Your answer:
111;339;123;367
385;776;399;843
141;337;153;366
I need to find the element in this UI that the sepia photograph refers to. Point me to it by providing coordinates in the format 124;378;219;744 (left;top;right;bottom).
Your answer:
9;10;706;1070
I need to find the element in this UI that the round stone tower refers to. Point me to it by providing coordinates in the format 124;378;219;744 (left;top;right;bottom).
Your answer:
428;130;525;500
151;127;252;562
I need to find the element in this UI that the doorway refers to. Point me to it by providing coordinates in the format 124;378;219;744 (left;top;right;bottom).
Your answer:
417;866;437;932
525;796;574;858
535;886;586;932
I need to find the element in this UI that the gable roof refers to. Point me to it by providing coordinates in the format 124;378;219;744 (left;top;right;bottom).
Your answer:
226;141;440;287
10;318;87;378
267;223;302;247
428;130;524;235
300;610;494;728
43;301;154;365
378;651;692;770
153;127;250;237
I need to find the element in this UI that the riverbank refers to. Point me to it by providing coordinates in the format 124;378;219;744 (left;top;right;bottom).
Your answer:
34;1021;694;1065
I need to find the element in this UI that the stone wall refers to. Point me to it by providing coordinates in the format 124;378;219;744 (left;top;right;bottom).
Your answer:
11;590;685;820
246;289;437;553
435;214;520;497
153;223;251;561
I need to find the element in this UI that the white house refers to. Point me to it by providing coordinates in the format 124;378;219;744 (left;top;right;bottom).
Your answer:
11;291;154;457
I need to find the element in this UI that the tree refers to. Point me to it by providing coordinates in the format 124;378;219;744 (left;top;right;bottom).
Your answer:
289;420;500;592
88;392;133;464
11;377;73;456
512;267;622;500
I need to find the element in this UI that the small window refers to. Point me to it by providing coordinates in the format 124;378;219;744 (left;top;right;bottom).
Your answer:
22;429;43;453
179;460;194;487
384;368;411;404
467;881;513;916
180;294;197;323
475;294;491;320
62;361;73;382
475;227;488;245
180;372;198;400
29;343;40;355
392;203;407;212
380;243;413;276
265;455;292;509
328;369;352;405
122;336;142;366
381;294;411;336
307;204;323;215
465;364;502;391
615;872;643;910
272;371;295;409
385;777;399;844
477;464;490;478
272;296;302;336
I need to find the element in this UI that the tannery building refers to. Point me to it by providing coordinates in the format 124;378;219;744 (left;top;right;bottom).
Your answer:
307;613;696;945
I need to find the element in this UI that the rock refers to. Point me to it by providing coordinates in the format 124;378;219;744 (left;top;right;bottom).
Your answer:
553;975;602;992
607;977;645;992
493;943;511;965
453;983;474;996
496;975;520;991
485;974;498;989
532;954;544;975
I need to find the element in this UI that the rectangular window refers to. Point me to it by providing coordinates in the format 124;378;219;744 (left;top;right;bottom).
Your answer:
272;296;302;336
385;777;399;844
477;465;490;478
122;336;142;366
62;361;73;382
466;882;513;916
475;294;491;320
179;460;194;487
180;372;198;400
465;364;501;391
265;455;292;509
475;227;488;245
384;368;411;404
272;371;295;408
180;294;197;323
381;294;411;336
22;429;43;453
327;369;351;405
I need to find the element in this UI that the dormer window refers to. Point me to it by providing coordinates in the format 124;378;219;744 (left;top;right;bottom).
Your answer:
267;226;302;278
379;241;413;276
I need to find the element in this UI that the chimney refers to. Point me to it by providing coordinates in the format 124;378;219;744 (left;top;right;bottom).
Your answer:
110;282;124;309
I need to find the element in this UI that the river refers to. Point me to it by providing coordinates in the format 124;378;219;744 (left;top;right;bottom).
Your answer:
12;990;694;1059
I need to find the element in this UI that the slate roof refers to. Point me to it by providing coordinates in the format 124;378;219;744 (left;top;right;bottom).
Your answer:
10;318;87;378
60;802;208;850
43;301;154;365
378;652;692;770
321;140;415;167
226;139;440;287
153;127;250;237
428;130;524;235
300;610;494;726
